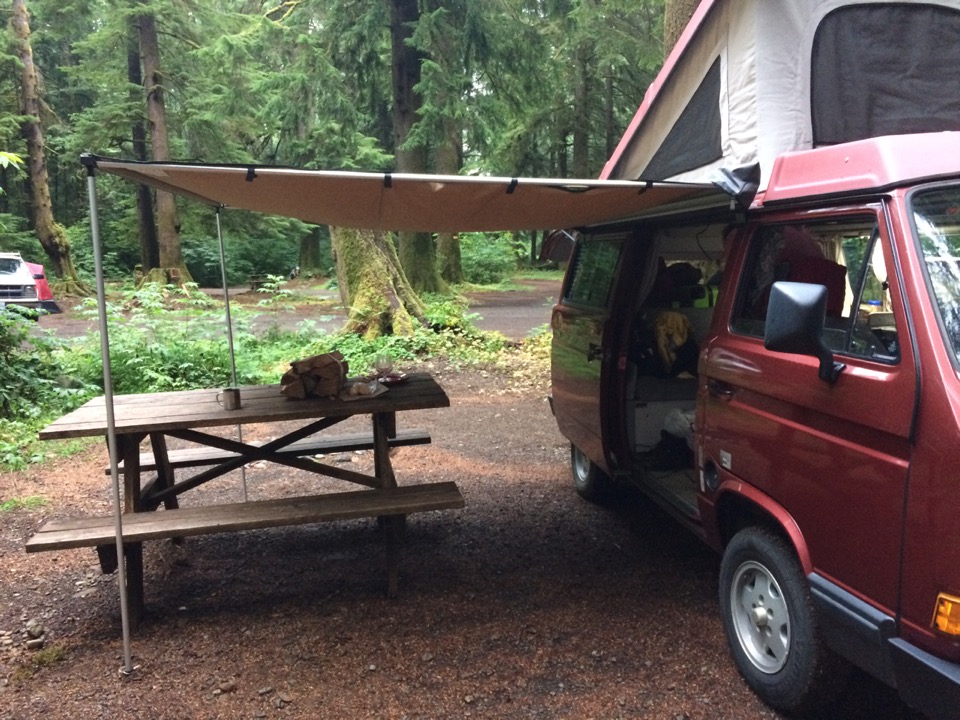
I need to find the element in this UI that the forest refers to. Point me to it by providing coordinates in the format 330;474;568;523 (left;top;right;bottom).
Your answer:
1;1;714;468
0;0;683;309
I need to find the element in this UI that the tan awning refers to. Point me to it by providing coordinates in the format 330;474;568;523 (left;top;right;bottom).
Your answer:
87;156;731;233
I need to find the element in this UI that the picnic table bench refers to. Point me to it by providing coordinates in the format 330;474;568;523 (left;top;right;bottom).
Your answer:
28;373;458;628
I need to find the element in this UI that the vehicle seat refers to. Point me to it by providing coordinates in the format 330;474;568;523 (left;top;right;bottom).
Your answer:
774;228;847;317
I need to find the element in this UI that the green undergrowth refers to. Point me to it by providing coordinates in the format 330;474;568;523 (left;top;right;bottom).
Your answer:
454;270;564;295
0;281;551;473
510;268;566;282
0;496;48;512
10;644;67;683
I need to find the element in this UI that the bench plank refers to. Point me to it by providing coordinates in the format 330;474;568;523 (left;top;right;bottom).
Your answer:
104;429;431;475
26;482;464;552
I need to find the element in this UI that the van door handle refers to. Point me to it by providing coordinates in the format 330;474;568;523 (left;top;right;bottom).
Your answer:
708;380;735;400
587;343;602;362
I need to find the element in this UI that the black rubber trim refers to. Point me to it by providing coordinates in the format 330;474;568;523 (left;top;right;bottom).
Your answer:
809;572;897;685
888;638;960;720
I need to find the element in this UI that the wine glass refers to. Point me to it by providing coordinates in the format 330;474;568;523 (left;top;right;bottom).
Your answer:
374;353;393;378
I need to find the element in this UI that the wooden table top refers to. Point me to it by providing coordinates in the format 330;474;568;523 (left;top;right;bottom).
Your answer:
39;372;449;441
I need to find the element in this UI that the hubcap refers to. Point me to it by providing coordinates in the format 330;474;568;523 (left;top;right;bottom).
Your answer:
729;560;790;674
572;447;590;484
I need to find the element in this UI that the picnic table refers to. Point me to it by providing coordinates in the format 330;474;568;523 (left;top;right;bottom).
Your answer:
27;372;462;626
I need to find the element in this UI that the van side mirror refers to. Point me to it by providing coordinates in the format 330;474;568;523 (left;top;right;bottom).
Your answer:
32;272;44;280
764;281;845;383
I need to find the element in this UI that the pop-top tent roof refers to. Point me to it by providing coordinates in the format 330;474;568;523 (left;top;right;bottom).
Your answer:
603;0;960;190
85;155;734;233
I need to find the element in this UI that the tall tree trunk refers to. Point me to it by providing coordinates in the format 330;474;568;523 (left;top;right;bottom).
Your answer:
556;120;569;177
435;116;463;284
298;228;324;276
139;11;190;285
12;0;88;294
389;0;444;294
604;69;616;159
664;0;700;56
330;227;426;339
127;14;158;271
572;42;591;177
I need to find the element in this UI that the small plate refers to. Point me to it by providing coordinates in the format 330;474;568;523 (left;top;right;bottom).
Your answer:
338;380;388;401
378;372;408;386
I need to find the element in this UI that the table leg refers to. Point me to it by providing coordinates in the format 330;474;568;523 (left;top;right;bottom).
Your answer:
383;515;404;598
372;412;397;489
373;412;406;596
95;544;118;574
115;435;146;626
148;433;180;511
96;546;146;626
123;543;145;627
119;434;145;513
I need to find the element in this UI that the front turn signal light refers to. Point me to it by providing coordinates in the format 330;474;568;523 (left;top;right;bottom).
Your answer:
933;593;960;635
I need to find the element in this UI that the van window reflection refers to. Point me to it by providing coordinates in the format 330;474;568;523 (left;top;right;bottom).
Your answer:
911;186;960;362
563;238;623;309
732;220;899;362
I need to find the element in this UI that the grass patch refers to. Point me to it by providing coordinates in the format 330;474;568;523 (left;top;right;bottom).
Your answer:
456;269;564;294
512;268;565;282
10;644;68;683
0;496;48;512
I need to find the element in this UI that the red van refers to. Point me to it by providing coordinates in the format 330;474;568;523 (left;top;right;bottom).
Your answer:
0;252;60;314
550;133;960;718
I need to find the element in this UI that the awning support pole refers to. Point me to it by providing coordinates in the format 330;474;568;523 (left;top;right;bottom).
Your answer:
215;208;247;502
84;161;134;674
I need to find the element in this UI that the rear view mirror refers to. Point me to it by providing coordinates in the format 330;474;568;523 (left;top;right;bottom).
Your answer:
764;281;845;383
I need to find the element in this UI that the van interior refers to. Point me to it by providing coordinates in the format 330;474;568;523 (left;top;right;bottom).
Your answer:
618;222;726;519
621;217;895;520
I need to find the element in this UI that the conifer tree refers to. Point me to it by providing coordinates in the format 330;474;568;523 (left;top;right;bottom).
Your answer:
11;0;88;293
137;7;190;284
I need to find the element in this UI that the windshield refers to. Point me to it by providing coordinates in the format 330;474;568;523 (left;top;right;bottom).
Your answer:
0;258;22;274
911;185;960;364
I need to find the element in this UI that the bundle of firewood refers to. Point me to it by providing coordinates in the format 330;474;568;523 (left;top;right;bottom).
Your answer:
280;351;348;399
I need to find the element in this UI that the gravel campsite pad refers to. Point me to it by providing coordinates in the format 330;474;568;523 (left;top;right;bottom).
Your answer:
0;365;921;719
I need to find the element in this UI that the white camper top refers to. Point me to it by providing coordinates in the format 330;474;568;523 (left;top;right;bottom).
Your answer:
603;0;960;190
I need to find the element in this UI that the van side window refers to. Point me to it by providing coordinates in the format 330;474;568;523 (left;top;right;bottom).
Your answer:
563;238;622;308
732;220;899;362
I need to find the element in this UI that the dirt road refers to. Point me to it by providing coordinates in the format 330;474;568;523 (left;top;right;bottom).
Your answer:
36;278;562;341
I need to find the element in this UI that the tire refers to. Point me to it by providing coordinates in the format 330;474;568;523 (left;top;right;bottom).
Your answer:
719;526;832;713
570;443;611;502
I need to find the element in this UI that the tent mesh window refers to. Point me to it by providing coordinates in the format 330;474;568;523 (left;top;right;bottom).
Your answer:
812;4;960;145
638;57;723;181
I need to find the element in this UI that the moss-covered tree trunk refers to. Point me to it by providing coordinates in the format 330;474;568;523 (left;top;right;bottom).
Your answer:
128;14;159;271
664;0;700;56
389;0;445;294
330;226;426;340
12;0;89;295
139;11;191;286
435;116;463;284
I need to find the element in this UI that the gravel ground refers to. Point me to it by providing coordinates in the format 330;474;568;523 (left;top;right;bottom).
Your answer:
0;365;922;720
5;281;926;719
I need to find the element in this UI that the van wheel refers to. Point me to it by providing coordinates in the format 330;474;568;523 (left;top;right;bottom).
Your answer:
570;444;611;502
719;527;830;713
